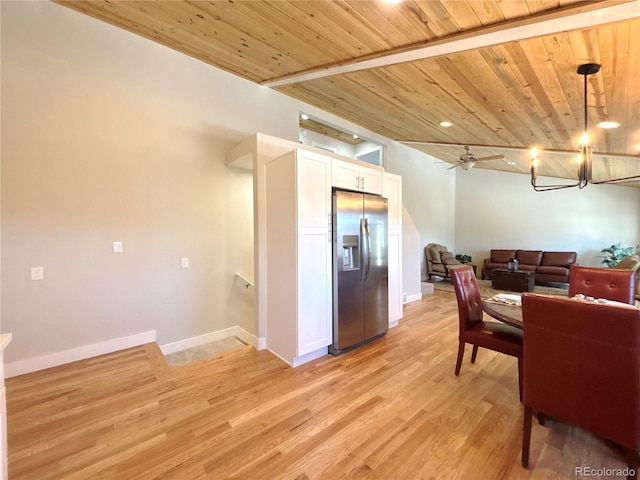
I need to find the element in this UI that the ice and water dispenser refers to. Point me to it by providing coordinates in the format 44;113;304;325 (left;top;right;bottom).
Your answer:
342;234;359;270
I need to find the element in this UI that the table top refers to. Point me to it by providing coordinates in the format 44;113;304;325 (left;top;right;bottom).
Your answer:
482;299;523;328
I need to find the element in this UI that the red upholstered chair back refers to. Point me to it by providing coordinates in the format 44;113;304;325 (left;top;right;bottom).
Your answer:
450;266;483;331
568;265;637;305
521;293;640;452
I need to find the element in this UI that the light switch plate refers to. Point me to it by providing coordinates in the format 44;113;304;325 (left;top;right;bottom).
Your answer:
181;258;189;269
113;241;123;253
31;267;44;281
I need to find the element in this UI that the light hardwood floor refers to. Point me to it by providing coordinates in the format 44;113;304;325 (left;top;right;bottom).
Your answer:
6;291;627;479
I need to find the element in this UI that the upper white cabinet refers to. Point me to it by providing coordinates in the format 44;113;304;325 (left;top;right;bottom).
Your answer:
332;158;383;195
383;172;402;230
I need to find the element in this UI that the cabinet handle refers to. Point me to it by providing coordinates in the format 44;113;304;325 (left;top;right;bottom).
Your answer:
361;176;365;190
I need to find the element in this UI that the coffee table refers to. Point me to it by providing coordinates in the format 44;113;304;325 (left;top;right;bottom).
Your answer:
492;268;535;292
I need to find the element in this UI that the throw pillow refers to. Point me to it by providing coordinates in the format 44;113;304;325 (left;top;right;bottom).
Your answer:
440;251;459;265
429;246;442;263
614;254;640;271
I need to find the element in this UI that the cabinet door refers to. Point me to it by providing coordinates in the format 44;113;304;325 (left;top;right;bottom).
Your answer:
297;226;332;356
383;172;402;229
332;158;359;191
360;166;383;195
297;151;331;228
388;229;403;323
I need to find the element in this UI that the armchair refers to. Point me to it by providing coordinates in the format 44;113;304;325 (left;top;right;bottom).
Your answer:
425;243;463;280
569;265;636;305
521;293;640;475
614;254;640;300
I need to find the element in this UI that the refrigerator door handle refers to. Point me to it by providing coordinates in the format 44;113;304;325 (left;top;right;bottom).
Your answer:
359;218;366;281
364;218;372;281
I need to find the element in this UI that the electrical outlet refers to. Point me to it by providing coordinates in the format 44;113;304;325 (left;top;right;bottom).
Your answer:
181;257;189;269
403;293;407;303
31;267;44;281
113;241;123;253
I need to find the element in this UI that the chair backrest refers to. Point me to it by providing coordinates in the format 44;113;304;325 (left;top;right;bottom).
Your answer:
521;293;640;451
450;266;483;332
568;265;636;305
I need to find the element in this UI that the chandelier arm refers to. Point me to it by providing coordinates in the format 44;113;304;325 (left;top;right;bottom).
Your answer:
531;178;582;191
589;173;640;185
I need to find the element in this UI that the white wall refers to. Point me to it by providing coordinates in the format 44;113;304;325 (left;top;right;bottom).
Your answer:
1;1;427;369
454;168;640;270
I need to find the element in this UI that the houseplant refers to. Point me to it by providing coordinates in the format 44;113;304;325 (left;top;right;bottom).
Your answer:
455;254;472;264
599;243;639;268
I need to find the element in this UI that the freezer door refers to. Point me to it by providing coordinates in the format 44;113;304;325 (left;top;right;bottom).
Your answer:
333;190;365;350
363;194;389;339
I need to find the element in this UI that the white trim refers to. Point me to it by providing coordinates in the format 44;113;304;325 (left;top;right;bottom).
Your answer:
159;326;257;355
267;346;328;367
389;319;399;329
5;330;157;378
404;292;423;304
265;3;639;87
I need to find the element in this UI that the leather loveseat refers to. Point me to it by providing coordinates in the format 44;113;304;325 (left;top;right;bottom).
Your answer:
482;249;577;284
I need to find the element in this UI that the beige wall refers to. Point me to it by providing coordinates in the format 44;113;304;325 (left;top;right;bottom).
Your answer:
1;1;427;368
0;1;298;364
454;167;640;269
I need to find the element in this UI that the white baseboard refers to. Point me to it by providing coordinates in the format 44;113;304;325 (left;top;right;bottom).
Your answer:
159;326;257;355
389;319;399;329
404;292;423;303
5;330;157;378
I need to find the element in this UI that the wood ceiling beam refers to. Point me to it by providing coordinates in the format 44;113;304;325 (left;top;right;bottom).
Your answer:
263;1;639;87
401;141;640;159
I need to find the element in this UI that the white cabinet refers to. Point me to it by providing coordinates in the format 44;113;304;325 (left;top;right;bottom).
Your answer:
383;173;403;326
332;158;383;195
265;149;332;366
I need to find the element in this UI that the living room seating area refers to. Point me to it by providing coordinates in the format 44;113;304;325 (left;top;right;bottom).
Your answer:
482;249;577;284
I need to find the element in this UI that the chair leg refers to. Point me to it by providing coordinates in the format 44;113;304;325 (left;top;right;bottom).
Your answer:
455;341;465;376
517;356;523;402
537;412;547;426
522;406;533;467
471;345;479;363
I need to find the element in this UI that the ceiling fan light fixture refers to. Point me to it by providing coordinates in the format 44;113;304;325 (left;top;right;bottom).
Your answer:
531;63;640;191
461;161;475;171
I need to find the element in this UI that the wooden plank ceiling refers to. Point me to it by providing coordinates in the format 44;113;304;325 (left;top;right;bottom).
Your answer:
56;0;640;187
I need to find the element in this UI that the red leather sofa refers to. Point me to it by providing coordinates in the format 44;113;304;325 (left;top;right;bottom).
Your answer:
482;249;577;284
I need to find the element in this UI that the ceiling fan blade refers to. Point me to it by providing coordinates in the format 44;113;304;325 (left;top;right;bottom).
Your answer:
475;154;504;161
447;163;461;170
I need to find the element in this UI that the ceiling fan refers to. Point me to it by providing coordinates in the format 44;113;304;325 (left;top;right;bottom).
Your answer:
448;146;504;170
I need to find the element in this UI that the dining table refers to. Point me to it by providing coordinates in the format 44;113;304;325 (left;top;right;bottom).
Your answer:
482;297;523;329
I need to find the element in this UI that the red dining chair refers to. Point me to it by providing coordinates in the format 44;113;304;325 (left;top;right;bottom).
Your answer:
521;293;640;477
569;265;636;305
450;266;524;400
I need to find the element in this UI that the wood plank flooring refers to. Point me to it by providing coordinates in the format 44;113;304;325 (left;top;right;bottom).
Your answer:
6;291;628;479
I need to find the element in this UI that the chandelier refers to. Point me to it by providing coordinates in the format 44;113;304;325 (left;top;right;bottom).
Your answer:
530;63;640;191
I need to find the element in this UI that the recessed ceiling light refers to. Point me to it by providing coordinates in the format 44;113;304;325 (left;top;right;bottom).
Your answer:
507;161;516;166
439;121;453;127
300;113;309;120
597;121;620;129
353;134;359;139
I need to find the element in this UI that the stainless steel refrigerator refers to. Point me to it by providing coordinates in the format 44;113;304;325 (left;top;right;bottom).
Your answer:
329;189;388;355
